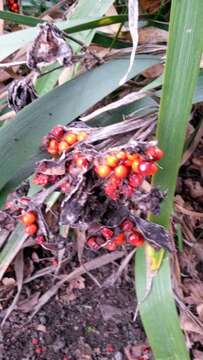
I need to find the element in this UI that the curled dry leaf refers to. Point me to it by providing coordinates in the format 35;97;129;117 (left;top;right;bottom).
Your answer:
27;23;73;69
7;78;38;113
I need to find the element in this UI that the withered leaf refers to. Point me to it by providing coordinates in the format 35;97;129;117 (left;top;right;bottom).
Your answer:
60;178;88;226
27;23;73;69
8;79;38;113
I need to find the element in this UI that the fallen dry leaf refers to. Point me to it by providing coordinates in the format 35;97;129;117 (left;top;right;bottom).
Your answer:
139;27;168;44
140;0;161;14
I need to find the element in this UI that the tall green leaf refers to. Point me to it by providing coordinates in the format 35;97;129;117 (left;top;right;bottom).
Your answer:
136;1;203;359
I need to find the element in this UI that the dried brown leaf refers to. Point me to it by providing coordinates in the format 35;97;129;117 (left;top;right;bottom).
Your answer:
139;27;168;44
140;0;161;14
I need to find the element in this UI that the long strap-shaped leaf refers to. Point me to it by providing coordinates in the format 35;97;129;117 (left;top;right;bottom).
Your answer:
136;1;203;359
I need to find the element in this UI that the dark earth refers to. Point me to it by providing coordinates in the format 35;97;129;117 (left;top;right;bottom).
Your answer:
1;261;151;360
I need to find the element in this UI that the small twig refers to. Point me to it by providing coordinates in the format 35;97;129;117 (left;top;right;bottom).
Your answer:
62;31;104;64
37;64;64;78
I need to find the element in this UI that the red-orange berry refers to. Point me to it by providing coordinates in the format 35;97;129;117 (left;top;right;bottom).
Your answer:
87;237;100;250
137;161;151;176
50;126;64;138
116;151;127;160
128;232;144;247
127;232;140;246
58;140;69;153
21;211;37;226
48;139;59;149
105;155;118;168
77;131;88;142
25;224;38;236
146;146;164;161
47;139;59;155
101;227;113;239
126;153;135;161
104;240;117;251
131;159;140;173
114;165;128;179
63;132;77;145
147;162;158;175
120;219;134;231
124;159;133;167
97;165;111;178
114;233;125;246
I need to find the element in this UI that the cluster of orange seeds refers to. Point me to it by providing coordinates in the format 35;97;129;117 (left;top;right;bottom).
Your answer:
87;219;144;251
94;146;164;200
6;0;20;12
44;126;88;156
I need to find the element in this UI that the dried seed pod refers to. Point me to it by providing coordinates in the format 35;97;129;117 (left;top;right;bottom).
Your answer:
27;23;73;69
8;79;38;112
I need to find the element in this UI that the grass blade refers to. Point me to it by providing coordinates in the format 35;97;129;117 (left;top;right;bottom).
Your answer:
0;10;127;29
136;0;203;358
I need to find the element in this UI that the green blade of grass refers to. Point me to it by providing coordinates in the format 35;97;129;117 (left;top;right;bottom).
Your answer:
136;0;203;359
0;10;43;26
0;10;127;29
